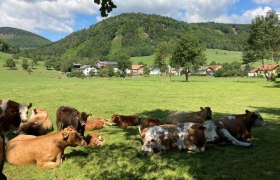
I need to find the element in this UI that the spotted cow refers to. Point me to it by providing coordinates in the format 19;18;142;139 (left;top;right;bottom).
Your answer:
139;121;219;153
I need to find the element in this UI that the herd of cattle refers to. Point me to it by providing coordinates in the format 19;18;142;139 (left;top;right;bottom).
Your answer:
0;99;265;179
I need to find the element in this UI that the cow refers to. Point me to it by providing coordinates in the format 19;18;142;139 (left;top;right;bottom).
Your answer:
0;99;32;131
217;110;265;141
111;114;141;128
56;106;90;137
139;121;219;153
167;107;212;125
85;117;113;131
13;107;53;136
85;133;104;146
140;118;161;130
6;126;87;168
0;99;32;179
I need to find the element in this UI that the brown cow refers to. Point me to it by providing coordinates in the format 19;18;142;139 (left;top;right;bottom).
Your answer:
140;118;161;130
6;126;87;168
0;99;32;179
85;117;113;131
167;107;212;124
140;121;219;153
56;106;90;136
111;114;141;128
14;107;53;136
85;133;104;146
218;110;265;141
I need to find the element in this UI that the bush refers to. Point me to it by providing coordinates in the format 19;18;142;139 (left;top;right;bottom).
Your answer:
68;70;86;78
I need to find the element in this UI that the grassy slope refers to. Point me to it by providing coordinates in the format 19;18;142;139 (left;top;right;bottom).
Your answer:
1;52;280;179
131;49;243;66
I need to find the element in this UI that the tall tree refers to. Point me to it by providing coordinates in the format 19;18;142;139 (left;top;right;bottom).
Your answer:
243;10;280;81
154;42;173;75
170;35;206;81
113;51;132;77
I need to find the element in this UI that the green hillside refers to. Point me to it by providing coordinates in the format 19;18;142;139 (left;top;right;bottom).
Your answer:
24;13;250;64
0;27;51;49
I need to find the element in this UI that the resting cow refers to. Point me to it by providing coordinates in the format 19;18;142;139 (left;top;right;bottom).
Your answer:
217;110;265;141
139;121;219;153
0;99;32;179
85;117;113;131
167;107;212;124
140;118;161;130
14;107;53;136
56;106;90;136
6;126;87;168
85;133;104;146
111;114;141;128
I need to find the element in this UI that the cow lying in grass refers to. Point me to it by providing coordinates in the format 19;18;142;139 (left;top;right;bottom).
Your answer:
139;121;219;153
6;126;87;168
14;107;53;136
217;110;265;141
140;118;161;130
85;117;113;131
85;133;104;146
167;107;212;124
111;114;141;128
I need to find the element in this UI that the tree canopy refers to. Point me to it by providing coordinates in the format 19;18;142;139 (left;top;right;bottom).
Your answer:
170;35;206;81
243;10;280;81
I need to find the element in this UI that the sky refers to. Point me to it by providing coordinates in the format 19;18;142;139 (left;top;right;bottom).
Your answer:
0;0;280;42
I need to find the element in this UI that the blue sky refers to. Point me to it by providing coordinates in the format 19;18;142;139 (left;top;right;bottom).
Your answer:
0;0;279;42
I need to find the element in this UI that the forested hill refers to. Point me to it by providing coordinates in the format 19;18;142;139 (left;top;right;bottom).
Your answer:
24;13;250;62
0;27;51;49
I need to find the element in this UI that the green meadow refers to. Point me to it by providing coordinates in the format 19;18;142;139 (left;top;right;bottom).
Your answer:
1;52;280;179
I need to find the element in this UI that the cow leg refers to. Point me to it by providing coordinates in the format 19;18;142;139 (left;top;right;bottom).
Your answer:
37;152;63;168
187;145;199;153
221;128;251;147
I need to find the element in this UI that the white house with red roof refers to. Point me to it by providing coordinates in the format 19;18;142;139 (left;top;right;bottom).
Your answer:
248;64;279;77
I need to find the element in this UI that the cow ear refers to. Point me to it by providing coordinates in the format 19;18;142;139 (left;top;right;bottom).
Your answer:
199;125;205;130
28;103;32;109
245;110;250;114
200;107;204;110
62;132;69;139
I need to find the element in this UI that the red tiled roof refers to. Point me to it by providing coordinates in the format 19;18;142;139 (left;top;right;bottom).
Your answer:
256;64;279;71
131;65;144;70
249;68;258;73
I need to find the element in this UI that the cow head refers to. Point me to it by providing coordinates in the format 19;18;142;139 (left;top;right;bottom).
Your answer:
85;133;104;146
79;112;90;126
141;126;164;153
18;103;32;122
253;112;265;127
200;107;212;120
202;121;219;142
111;114;120;124
62;126;87;146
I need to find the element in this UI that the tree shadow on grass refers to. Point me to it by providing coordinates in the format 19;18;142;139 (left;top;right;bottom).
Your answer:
64;107;280;179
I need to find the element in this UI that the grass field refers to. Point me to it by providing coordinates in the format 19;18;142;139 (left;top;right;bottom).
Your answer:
1;52;280;179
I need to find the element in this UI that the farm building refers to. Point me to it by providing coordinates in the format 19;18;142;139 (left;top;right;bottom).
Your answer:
248;64;279;77
131;65;144;76
150;68;160;75
96;61;118;69
197;65;223;76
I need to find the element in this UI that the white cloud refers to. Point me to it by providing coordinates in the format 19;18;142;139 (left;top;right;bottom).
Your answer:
0;0;99;34
214;6;273;24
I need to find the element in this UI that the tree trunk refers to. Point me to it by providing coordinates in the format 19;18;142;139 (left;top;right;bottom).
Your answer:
185;72;189;82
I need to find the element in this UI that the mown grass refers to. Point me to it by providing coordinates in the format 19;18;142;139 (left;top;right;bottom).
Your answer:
1;52;280;179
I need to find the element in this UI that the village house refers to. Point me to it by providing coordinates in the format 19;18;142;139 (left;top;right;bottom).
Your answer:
197;65;223;76
131;65;144;76
79;65;98;76
248;64;279;77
